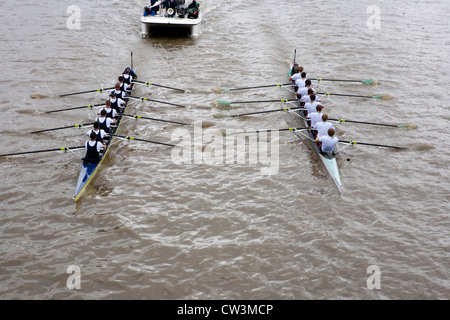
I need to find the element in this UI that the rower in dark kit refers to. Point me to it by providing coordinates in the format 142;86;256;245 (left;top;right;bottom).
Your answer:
86;121;108;144
83;131;106;163
96;109;116;133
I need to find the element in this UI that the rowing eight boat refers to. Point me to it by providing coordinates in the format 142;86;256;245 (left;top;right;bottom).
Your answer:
73;56;137;201
289;65;343;193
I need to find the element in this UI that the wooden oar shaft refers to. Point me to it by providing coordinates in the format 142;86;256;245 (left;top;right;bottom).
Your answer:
45;103;104;114
59;87;115;97
0;146;85;157
339;140;406;149
31;122;94;134
122;114;190;126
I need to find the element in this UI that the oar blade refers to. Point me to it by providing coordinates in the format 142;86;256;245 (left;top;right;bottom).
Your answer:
217;100;232;105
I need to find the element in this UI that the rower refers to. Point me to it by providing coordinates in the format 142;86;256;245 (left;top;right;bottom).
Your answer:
98;100;118;120
294;71;308;89
108;91;126;114
306;104;324;129
315;128;338;157
86;121;108;144
111;83;127;101
118;75;131;93
304;94;320;114
295;79;315;100
122;67;137;85
83;131;106;163
300;88;318;105
313;114;335;138
289;65;304;80
96;109;116;134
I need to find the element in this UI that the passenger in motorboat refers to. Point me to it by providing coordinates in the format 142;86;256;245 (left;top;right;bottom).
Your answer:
187;0;200;19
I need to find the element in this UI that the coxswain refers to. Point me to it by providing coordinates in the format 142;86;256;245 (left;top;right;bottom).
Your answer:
313;114;335;138
315;128;338;157
108;90;126;114
86;121;108;144
306;104;324;129
98;100;118;120
304;94;320;114
289;64;304;78
83;131;106;163
96;109;116;133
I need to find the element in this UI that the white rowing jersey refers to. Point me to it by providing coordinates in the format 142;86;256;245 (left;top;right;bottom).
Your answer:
314;121;335;138
304;101;320;114
295;77;308;88
98;107;118;119
308;112;323;127
290;73;303;82
318;135;338;153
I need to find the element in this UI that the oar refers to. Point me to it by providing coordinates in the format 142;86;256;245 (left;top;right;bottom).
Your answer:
132;80;185;93
330;117;411;128
216;83;294;92
45;103;104;114
128;96;187;108
0;145;85;157
313;78;376;85
221;127;308;136
317;91;390;100
122;114;214;128
217;99;297;105
59;87;115;98
122;114;190;126
338;140;406;149
214;106;303;119
112;134;176;147
30;122;94;134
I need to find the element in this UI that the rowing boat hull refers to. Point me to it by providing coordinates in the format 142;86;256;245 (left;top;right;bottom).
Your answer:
73;71;136;201
290;66;343;192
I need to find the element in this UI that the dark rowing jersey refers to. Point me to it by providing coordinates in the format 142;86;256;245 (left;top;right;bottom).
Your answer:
88;129;105;143
112;89;127;100
109;98;122;113
96;117;109;132
122;74;132;85
85;141;101;162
